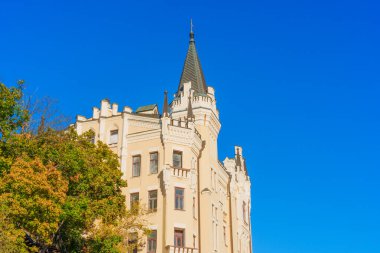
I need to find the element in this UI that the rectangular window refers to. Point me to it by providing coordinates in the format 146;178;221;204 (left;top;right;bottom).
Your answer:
150;152;158;174
147;230;157;253
128;232;138;253
243;201;247;223
192;197;196;218
173;151;182;168
130;192;139;208
174;229;184;247
148;190;158;211
223;226;227;245
175;187;184;210
109;130;118;144
132;155;141;177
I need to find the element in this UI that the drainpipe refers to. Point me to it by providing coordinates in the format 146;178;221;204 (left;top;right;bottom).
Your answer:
197;141;205;253
227;173;234;253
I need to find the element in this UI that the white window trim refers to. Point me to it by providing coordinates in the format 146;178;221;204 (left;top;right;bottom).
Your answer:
174;223;186;229
129;188;140;194
147;185;159;191
174;182;186;188
130;150;142;156
148;147;160;152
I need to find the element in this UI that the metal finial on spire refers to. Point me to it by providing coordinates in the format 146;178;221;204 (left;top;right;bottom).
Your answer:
189;19;195;42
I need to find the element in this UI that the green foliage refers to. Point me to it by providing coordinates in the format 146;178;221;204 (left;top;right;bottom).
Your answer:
0;207;30;253
0;157;68;248
0;81;29;140
0;81;148;252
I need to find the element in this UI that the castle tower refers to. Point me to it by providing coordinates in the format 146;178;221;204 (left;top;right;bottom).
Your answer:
74;22;252;253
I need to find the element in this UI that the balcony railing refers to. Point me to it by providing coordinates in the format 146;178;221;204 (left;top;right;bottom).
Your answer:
166;246;199;253
171;166;190;178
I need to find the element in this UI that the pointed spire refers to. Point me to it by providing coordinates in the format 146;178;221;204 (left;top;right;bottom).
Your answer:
163;90;169;117
177;20;207;96
236;147;242;167
187;96;194;120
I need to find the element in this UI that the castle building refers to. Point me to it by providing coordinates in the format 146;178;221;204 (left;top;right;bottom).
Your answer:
75;25;252;253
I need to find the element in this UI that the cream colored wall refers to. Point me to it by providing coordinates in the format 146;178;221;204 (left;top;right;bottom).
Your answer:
75;94;253;253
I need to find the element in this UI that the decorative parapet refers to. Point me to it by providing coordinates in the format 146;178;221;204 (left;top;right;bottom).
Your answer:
162;122;202;155
171;81;218;118
166;246;199;253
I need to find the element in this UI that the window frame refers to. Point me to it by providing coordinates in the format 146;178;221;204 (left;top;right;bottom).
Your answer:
173;150;183;168
149;152;159;174
174;228;185;247
109;129;118;145
148;190;158;212
147;230;157;253
132;155;141;177
243;201;247;223
130;192;139;208
128;232;138;253
175;187;184;210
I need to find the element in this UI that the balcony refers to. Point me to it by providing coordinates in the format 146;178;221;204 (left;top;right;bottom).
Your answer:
171;166;191;178
166;246;199;253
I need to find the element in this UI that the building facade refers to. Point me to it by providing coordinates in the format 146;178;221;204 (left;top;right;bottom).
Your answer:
75;27;252;253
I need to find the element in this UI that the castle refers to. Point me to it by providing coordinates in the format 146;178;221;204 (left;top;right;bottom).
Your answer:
75;25;252;253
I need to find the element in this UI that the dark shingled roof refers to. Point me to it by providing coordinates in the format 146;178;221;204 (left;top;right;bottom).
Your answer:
177;29;207;96
136;104;157;113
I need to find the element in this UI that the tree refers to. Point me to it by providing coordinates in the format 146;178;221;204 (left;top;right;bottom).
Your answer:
0;156;68;252
86;205;151;253
0;207;30;253
0;81;29;140
0;82;149;252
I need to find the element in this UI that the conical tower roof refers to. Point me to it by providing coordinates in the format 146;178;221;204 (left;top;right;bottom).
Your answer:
177;21;207;96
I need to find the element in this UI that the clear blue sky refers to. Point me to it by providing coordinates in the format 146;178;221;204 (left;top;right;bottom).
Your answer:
1;0;379;252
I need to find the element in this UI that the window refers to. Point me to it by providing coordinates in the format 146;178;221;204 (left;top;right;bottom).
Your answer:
223;226;227;245
175;187;184;210
132;155;141;177
243;201;247;223
147;230;157;253
174;229;184;247
150;152;158;174
89;131;95;144
128;232;138;253
173;151;182;168
192;197;196;218
148;190;158;211
109;129;118;144
130;192;139;208
211;169;214;189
